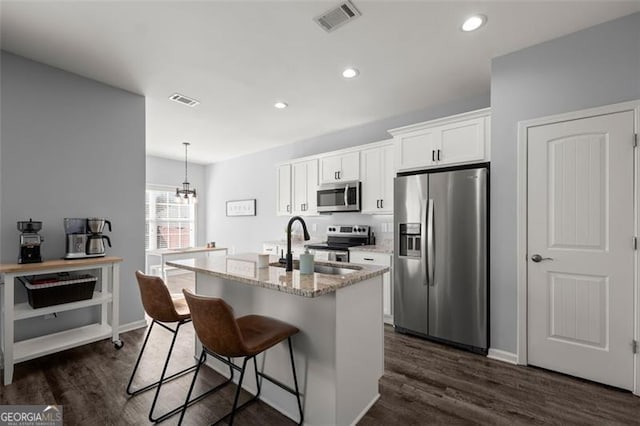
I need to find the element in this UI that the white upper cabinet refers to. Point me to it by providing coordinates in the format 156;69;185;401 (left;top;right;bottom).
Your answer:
390;108;490;172
276;164;292;216
319;151;360;184
361;141;394;214
291;159;318;216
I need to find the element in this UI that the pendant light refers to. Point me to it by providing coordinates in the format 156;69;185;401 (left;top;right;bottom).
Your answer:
175;142;197;203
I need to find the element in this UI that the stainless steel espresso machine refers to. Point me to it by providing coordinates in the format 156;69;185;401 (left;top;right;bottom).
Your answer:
64;217;112;259
18;219;44;264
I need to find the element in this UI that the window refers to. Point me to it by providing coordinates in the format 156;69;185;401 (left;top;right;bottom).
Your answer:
145;185;196;250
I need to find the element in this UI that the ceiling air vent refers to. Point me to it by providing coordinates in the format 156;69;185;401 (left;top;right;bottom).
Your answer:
314;1;361;33
169;93;200;107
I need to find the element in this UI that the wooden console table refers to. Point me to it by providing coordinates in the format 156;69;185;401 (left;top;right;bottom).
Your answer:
0;256;122;385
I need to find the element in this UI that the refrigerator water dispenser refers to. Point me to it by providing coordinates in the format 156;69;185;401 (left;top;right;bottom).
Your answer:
399;223;421;258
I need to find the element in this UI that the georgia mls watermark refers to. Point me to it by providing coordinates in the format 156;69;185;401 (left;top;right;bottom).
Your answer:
0;405;63;426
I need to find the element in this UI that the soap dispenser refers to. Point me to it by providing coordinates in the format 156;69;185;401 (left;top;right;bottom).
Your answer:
299;248;315;275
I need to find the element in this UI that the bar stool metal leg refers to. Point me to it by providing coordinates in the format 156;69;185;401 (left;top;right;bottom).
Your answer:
177;350;236;425
228;357;250;426
288;337;304;425
126;320;199;397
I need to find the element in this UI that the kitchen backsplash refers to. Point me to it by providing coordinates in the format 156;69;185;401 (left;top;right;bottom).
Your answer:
273;212;393;246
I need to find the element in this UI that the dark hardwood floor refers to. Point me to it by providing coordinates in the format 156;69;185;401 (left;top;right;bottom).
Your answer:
2;273;639;425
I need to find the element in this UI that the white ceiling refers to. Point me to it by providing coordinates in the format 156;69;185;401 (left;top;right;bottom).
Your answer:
2;1;639;164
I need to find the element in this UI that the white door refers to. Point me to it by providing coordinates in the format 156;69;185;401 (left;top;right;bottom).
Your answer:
527;110;635;390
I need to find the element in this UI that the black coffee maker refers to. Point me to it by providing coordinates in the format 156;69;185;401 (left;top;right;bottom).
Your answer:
17;219;43;264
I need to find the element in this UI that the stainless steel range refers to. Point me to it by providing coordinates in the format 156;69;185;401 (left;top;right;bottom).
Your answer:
306;225;370;262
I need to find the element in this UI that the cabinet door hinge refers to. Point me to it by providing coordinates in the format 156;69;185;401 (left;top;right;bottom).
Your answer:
633;340;638;354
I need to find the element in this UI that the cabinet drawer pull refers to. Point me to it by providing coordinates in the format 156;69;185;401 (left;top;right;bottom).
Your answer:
364;258;375;261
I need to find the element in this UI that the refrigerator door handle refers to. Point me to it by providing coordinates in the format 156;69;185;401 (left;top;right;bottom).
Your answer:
427;198;435;286
421;199;428;286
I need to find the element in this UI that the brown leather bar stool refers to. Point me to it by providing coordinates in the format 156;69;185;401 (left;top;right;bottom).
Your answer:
179;289;304;426
126;271;233;423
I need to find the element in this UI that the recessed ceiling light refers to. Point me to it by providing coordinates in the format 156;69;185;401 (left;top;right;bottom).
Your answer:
342;68;359;79
274;101;288;109
461;14;487;32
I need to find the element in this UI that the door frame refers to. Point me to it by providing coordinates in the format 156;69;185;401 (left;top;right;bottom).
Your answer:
516;99;640;395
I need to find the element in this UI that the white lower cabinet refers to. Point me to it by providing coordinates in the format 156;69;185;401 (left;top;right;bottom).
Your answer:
349;251;393;324
263;243;280;256
263;243;304;260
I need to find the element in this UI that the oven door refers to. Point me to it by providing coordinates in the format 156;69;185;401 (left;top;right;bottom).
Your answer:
317;182;360;212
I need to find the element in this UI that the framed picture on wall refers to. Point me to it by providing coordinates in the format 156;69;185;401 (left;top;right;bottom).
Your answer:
226;199;256;217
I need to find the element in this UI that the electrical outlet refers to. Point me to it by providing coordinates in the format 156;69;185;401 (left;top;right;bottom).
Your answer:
312;223;317;232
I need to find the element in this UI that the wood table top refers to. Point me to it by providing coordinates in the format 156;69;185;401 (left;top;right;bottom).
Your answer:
0;256;123;274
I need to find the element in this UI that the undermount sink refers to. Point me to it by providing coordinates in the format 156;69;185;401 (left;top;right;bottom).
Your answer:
270;261;359;276
311;265;357;275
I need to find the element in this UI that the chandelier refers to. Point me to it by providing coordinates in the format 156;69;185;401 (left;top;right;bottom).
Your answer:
176;142;197;203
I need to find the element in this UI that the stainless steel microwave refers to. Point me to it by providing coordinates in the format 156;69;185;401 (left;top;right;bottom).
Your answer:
317;181;361;213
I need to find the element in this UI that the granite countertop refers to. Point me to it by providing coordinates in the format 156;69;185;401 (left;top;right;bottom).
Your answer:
349;244;394;254
167;253;388;298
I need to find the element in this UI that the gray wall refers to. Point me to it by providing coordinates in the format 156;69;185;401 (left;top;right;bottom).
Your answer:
206;93;489;253
146;155;207;247
0;51;146;339
490;12;640;353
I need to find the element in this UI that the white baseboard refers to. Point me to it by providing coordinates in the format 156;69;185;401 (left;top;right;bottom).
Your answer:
487;348;518;365
351;393;380;426
119;319;148;333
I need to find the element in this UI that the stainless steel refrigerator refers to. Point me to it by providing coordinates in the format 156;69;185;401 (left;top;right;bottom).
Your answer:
393;166;488;353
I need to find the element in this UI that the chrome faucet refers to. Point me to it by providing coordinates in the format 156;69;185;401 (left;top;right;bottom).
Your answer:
286;216;311;271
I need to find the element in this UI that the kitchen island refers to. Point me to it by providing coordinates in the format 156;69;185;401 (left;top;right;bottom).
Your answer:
167;253;388;425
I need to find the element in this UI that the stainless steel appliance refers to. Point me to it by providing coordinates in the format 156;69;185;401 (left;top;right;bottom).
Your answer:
86;217;111;256
394;165;488;353
306;225;370;262
17;219;43;264
317;182;361;213
87;217;112;234
65;218;90;259
64;217;112;259
86;234;111;256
